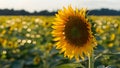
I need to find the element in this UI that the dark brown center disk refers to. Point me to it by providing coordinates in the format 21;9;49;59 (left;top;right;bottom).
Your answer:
64;16;89;46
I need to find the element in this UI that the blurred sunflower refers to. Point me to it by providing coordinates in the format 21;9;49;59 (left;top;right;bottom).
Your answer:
52;6;97;61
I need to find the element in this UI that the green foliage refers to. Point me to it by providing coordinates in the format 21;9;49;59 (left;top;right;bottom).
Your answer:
0;16;120;68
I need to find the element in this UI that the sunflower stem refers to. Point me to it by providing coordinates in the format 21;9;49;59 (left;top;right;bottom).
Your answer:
88;51;94;68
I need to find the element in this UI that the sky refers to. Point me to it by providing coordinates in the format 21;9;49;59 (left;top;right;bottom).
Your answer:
0;0;120;12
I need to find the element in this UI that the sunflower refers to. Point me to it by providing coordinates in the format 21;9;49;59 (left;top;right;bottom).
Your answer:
52;5;97;61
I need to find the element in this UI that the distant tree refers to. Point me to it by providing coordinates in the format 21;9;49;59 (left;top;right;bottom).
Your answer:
88;8;120;16
0;8;120;15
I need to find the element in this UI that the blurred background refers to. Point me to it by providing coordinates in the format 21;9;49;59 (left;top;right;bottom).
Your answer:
0;0;120;68
0;0;120;15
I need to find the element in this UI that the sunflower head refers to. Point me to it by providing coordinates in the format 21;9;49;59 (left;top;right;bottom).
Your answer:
52;5;97;61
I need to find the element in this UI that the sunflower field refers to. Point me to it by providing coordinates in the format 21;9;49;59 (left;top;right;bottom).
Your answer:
0;16;120;68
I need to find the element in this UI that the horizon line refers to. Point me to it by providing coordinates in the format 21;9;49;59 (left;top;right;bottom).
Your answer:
0;7;120;13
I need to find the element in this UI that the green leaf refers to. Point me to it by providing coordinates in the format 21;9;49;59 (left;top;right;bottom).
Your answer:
97;65;105;68
55;63;85;68
11;60;24;68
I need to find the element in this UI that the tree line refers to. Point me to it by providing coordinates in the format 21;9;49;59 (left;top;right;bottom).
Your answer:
0;8;120;15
